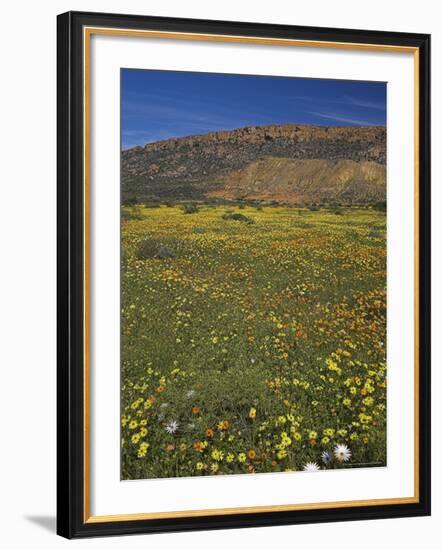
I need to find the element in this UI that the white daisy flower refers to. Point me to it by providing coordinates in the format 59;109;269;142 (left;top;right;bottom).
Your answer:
334;444;352;462
186;389;196;398
165;420;179;434
321;451;332;465
303;462;320;472
160;402;169;409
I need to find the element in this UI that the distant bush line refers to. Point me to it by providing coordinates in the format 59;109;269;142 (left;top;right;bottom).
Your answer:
122;198;387;211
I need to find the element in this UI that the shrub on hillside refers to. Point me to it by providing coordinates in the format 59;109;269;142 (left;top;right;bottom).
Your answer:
222;212;255;224
137;239;176;260
331;208;344;215
372;201;387;212
122;195;139;207
122;205;143;220
182;203;199;214
368;229;381;239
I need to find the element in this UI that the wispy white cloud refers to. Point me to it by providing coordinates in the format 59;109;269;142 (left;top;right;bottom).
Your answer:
307;111;379;125
291;94;385;112
343;95;385;111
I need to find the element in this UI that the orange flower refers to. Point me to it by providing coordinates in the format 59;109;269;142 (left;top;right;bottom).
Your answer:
206;428;214;438
360;388;367;396
248;449;257;460
155;385;165;393
193;441;204;453
295;329;303;338
192;406;201;415
309;439;317;446
218;420;229;430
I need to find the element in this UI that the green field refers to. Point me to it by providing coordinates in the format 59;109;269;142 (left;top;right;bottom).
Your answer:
121;205;386;479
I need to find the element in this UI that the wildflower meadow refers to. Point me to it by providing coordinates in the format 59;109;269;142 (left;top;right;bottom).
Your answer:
121;204;386;479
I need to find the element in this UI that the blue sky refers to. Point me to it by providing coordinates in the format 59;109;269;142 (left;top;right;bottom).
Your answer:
121;69;386;150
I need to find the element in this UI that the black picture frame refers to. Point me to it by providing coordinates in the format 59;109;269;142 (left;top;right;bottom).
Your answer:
57;10;431;539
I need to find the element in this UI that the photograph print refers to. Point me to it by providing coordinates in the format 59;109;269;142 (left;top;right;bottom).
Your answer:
120;69;387;480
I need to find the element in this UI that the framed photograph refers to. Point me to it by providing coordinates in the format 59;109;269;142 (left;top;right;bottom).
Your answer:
57;11;431;538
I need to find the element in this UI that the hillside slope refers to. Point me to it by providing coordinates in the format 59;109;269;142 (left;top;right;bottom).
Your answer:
210;158;385;204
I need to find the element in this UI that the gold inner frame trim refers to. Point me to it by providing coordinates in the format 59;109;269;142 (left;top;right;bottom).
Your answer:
83;26;420;524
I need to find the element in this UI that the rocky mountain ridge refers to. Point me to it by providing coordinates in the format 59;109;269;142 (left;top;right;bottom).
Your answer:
122;124;386;205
